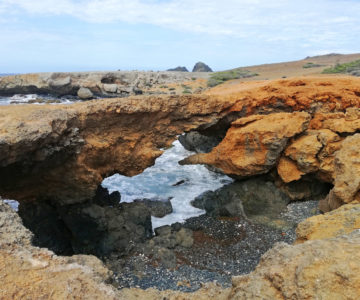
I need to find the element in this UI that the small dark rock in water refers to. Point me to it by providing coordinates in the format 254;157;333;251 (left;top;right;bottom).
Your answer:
133;87;143;95
192;62;213;72
135;198;173;218
167;66;189;72
172;179;188;186
93;185;120;207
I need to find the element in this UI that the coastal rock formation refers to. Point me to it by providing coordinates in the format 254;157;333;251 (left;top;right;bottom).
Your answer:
180;112;311;177
0;71;208;98
192;62;213;72
0;94;232;204
2;77;360;209
167;66;189;72
0;199;121;299
229;231;360;300
191;177;290;219
181;77;360;208
295;203;360;243
3;195;360;300
0;77;360;299
2;76;360;281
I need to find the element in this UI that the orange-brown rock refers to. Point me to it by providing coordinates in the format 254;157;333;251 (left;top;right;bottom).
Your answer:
278;129;341;183
296;204;360;243
180;112;310;177
0;95;232;204
229;231;360;300
118;285;231;300
207;76;360;114
320;134;360;211
310;108;360;133
277;156;304;183
283;131;322;173
2;76;360;207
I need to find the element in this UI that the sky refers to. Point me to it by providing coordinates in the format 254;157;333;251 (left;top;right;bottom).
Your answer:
0;0;359;73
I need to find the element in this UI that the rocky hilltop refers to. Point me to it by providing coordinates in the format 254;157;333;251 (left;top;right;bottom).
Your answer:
192;62;213;72
1;76;360;298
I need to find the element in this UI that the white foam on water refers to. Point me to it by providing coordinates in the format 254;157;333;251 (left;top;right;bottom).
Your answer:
0;94;77;105
3;199;19;211
102;140;233;229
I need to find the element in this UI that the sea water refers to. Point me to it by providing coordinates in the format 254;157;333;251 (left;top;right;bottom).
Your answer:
0;94;78;105
102;140;233;229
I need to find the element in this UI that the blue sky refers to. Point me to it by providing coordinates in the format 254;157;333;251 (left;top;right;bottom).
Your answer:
0;0;359;73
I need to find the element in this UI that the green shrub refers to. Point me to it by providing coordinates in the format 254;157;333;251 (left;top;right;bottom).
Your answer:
207;69;258;87
322;60;360;74
182;89;192;94
303;62;324;69
168;87;175;91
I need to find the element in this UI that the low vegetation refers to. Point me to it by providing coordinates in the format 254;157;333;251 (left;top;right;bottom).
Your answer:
322;60;360;75
207;69;258;87
302;62;324;69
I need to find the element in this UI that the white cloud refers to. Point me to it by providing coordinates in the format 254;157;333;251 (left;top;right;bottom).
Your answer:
0;0;359;55
1;0;358;38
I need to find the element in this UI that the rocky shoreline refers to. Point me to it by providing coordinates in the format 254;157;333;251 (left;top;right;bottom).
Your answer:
0;71;210;101
1;75;360;299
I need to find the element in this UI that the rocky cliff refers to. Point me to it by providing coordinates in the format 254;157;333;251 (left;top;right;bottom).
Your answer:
181;77;360;210
0;94;232;204
2;196;360;299
2;75;360;298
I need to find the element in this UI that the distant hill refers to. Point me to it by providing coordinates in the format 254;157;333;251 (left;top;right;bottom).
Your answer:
219;53;360;82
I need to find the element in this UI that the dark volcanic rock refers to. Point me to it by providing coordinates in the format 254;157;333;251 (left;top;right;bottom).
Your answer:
134;198;173;218
192;62;213;72
178;132;223;153
192;177;291;220
19;189;152;257
140;225;194;268
167;66;189;72
93;185;121;207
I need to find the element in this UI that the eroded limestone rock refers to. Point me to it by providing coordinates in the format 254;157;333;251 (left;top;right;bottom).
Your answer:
230;231;360;300
181;112;311;178
296;203;360;243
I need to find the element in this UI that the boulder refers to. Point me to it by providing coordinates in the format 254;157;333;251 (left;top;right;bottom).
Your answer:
103;83;118;93
296;203;360;243
77;87;93;99
230;231;360;300
191;178;290;220
181;112;311;178
192;62;213;72
178;131;223;153
48;76;71;88
321;134;360;211
135;198;173;218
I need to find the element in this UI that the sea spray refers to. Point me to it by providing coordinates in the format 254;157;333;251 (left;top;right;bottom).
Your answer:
102;140;233;228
